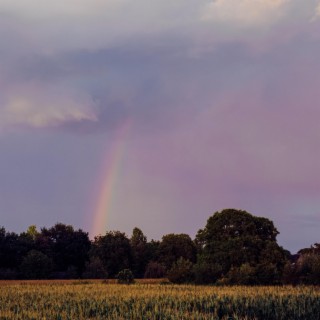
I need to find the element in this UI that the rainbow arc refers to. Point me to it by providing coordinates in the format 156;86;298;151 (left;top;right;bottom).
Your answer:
91;119;132;237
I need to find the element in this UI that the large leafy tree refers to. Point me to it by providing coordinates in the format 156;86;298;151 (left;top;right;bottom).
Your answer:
39;223;91;277
158;233;197;270
91;231;133;277
195;209;289;284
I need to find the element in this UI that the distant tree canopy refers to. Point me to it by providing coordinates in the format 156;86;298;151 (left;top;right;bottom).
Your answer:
0;209;317;284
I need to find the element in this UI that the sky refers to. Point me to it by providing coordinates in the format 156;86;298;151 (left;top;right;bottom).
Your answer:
0;0;320;253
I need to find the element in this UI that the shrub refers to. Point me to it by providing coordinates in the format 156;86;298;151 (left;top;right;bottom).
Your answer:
116;269;134;284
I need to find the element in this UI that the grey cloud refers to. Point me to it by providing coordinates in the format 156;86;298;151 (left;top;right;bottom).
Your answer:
1;0;320;132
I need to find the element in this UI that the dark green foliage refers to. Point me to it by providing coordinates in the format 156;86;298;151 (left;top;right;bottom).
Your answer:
167;257;194;283
39;223;91;277
222;263;257;285
298;243;320;255
0;227;37;275
158;233;197;270
295;253;320;285
144;261;166;278
130;227;149;278
20;250;53;279
282;261;297;284
0;209;319;284
116;269;134;284
83;257;108;279
145;240;161;262
195;209;289;284
295;243;320;284
193;256;223;284
91;231;133;277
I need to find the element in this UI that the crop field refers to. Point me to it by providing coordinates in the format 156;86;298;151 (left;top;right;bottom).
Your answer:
0;281;319;320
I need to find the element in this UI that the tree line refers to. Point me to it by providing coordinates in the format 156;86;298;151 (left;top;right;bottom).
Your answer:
0;209;319;284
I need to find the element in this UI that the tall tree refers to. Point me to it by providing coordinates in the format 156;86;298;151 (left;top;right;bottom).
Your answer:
130;227;148;278
39;223;91;277
158;233;197;270
195;209;288;284
91;231;132;277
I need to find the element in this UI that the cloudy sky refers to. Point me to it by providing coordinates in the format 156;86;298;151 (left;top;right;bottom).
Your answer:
1;0;320;252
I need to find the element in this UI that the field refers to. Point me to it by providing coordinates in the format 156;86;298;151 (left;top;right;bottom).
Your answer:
0;280;319;319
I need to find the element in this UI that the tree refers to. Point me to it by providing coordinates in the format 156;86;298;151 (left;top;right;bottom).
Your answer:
145;239;161;262
0;228;30;270
130;227;148;278
167;258;194;284
91;231;132;277
20;250;53;279
224;263;256;285
83;257;108;279
158;234;197;270
195;209;288;284
295;253;320;285
255;241;289;284
282;261;297;284
26;225;39;240
294;243;320;284
193;256;222;284
298;243;320;255
31;224;91;278
39;223;91;277
144;261;166;279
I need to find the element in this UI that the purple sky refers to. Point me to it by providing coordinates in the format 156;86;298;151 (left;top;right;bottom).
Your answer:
1;0;320;252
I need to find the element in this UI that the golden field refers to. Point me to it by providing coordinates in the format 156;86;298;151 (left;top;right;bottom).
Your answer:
0;281;319;319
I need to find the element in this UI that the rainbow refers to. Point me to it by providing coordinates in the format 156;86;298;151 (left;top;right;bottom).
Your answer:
91;119;132;237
